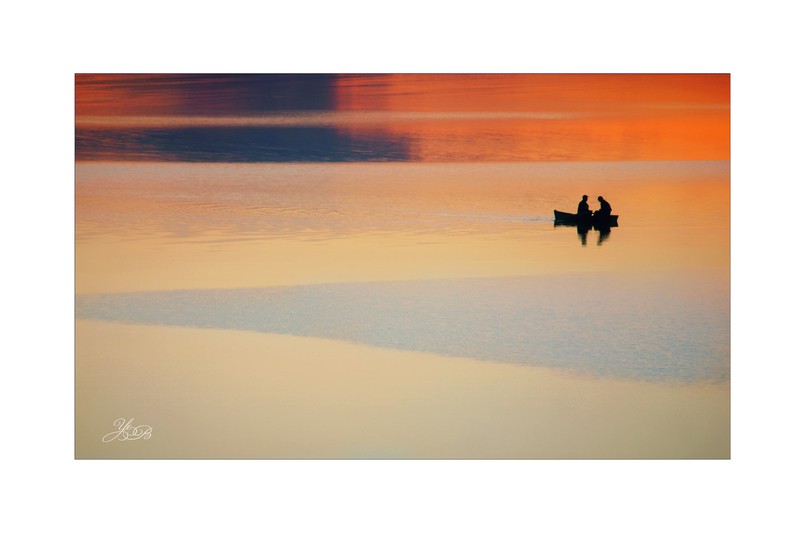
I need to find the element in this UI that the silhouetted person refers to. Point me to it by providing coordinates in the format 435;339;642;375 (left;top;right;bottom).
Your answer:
596;196;612;216
577;195;590;216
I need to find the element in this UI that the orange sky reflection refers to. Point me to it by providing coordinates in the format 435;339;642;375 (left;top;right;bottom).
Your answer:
76;74;729;163
333;74;729;162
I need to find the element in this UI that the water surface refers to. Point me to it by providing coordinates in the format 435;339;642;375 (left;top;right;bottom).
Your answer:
75;74;730;457
76;159;729;384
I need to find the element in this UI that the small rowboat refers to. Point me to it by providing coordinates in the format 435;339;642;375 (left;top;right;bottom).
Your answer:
554;210;619;225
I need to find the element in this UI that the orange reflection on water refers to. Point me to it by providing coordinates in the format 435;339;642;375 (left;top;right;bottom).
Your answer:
76;161;729;295
76;74;191;116
333;74;729;112
333;74;729;162
335;111;729;162
76;74;729;163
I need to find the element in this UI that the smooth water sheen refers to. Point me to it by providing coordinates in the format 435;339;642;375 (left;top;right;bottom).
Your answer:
76;159;729;383
75;74;730;458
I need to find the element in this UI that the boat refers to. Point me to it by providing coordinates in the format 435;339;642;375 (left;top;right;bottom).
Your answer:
554;210;618;226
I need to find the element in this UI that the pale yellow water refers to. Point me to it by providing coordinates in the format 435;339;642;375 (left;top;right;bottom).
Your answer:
76;320;729;459
75;161;729;459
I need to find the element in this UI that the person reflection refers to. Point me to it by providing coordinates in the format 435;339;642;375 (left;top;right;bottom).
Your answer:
597;224;611;245
578;223;589;246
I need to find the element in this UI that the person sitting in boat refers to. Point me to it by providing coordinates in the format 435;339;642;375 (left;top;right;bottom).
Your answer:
577;195;590;216
596;196;612;216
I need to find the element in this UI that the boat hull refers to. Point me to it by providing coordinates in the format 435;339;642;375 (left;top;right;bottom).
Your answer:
553;210;618;226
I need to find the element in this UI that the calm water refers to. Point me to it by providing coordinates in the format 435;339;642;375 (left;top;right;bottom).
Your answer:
75;74;730;385
76;160;729;383
76;74;729;163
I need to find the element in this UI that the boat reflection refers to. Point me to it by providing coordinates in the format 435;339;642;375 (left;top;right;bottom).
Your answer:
554;219;618;246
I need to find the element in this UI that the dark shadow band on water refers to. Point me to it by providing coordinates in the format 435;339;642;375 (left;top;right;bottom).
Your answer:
75;127;413;162
76;274;730;384
77;74;340;114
